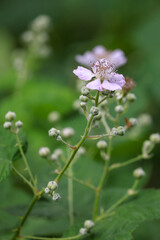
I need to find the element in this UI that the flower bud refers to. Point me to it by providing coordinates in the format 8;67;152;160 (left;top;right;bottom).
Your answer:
62;127;75;138
79;95;88;102
111;127;118;136
54;149;63;157
50;153;58;161
39;147;50;158
142;140;154;157
81;86;90;96
44;187;49;194
127;189;137;196
102;90;114;98
52;192;61;201
5;111;16;121
3;121;12;129
97;140;108;150
129;118;137;126
126;93;136;102
138;114;152;126
94;112;102;121
79;228;87;235
47;181;58;191
56;136;62;141
150;133;160;144
117;126;125;136
90;106;99;116
48;128;60;137
115;105;124;113
77;147;86;157
84;220;95;230
48;111;60;123
80;102;87;108
15;120;23;128
133;167;146;179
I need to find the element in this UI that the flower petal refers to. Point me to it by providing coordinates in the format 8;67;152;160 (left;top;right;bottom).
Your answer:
75;52;96;66
73;66;95;81
86;78;103;91
102;80;122;91
109;49;127;68
108;72;125;87
93;45;107;58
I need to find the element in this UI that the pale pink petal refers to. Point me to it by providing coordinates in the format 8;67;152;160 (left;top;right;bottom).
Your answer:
93;45;108;58
102;80;121;91
109;49;127;68
73;66;95;81
108;72;125;87
75;51;97;66
86;78;103;91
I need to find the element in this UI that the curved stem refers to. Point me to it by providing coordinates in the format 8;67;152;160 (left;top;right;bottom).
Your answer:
12;190;44;240
20;234;82;240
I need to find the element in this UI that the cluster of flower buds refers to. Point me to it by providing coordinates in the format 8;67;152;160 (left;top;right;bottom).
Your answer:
3;111;23;133
79;86;90;110
111;126;126;136
45;181;61;201
21;15;52;58
142;133;160;158
48;128;61;140
79;220;95;236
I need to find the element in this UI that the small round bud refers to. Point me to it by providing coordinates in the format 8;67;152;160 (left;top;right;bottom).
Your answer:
102;90;114;98
48;111;60;123
81;86;90;96
115;105;124;113
50;153;58;161
111;127;118;136
84;220;95;230
62;127;75;138
45;187;49;194
90;106;99;116
54;149;63;157
15;120;23;128
126;93;136;102
47;181;58;191
52;192;61;201
3;121;12;129
133;168;146;179
115;91;123;101
97;140;108;150
80;102;87;108
142;140;154;157
79;95;88;102
48;128;60;137
79;228;87;235
56;136;62;141
150;133;160;144
5;111;16;121
77;147;86;157
127;189;137;196
117;126;125;136
138;114;152;126
73;100;80;110
39;147;50;158
129;118;137;126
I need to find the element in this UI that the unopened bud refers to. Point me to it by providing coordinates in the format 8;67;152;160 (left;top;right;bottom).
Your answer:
79;95;88;102
39;147;50;158
127;189;137;196
97;140;108;150
52;192;61;201
80;102;87;108
115;105;124;113
94;112;102;121
5;111;16;121
79;228;87;235
90;106;99;116
133;168;146;179
150;133;160;144
62;127;75;138
111;127;118;136
81;86;90;96
15;120;23;128
129;118;137;126
3;121;12;129
48;111;60;123
50;153;58;161
142;140;154;157
47;181;58;191
54;149;63;157
45;187;49;194
84;220;95;230
48;128;60;137
117;126;125;136
126;93;136;102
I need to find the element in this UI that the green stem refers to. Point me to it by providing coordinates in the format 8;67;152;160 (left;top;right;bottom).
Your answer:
12;165;35;192
12;190;44;240
68;166;74;225
65;174;96;191
20;234;82;240
15;133;35;187
109;155;143;171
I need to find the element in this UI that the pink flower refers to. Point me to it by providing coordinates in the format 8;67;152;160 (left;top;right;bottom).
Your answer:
73;59;125;91
76;45;127;69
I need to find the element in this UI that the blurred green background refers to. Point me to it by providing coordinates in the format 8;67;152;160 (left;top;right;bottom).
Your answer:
0;0;160;239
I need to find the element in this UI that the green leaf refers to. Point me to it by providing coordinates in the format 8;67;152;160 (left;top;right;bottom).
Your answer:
0;160;12;182
85;189;160;240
